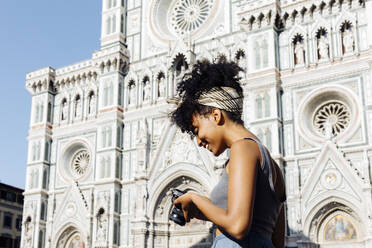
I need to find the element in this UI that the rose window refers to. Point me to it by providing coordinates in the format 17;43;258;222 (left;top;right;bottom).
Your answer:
71;150;90;176
313;101;350;136
170;0;214;36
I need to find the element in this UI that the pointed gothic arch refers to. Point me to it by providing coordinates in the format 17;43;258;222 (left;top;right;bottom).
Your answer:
54;224;86;248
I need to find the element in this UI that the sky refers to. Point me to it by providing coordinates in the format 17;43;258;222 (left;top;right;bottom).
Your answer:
0;1;102;189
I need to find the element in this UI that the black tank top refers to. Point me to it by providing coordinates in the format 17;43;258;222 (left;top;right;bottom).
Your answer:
210;137;285;239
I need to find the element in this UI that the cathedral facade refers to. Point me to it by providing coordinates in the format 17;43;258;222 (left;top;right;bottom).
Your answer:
22;0;372;247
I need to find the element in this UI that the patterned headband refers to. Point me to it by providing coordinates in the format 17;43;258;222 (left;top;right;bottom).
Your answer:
197;87;243;116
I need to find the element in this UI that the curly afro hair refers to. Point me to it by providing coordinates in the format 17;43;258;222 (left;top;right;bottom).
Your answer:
170;59;244;136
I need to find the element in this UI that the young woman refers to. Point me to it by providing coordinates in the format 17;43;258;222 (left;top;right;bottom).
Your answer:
170;60;286;248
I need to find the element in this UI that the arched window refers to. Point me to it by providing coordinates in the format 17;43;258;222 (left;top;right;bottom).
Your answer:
32;142;37;161
255;96;263;119
266;129;272;151
254;41;261;70
40;103;44;122
113;221;120;245
42;169;48;189
99;156;111;178
106;157;111;178
112;15;116;33
256;130;264;143
107;127;112;146
264;93;270;117
262;39;269;67
106;17;111;35
100;157;106;179
121;15;124;33
38;229;45;248
102;127;107;148
115;155;122;179
103;83;113;106
47;102;52;123
40;201;47;221
36;141;41;160
107;0;112;9
114;191;121;213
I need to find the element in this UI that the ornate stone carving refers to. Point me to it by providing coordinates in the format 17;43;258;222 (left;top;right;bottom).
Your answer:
170;0;214;36
164;130;203;168
71;149;90;177
61;100;68;121
294;41;305;65
75;98;82;118
343;28;354;54
129;84;136;105
96;211;108;242
313;102;350;137
158;76;165;98
136;119;148;146
318;35;329;60
88;93;96;115
24;217;34;248
143;82;151;102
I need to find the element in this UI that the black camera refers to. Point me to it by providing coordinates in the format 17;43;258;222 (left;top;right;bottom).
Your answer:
169;189;186;226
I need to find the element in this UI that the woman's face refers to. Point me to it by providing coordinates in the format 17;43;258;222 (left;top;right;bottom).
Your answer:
191;111;226;156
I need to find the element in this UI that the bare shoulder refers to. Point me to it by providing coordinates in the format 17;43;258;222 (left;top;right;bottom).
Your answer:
229;138;261;168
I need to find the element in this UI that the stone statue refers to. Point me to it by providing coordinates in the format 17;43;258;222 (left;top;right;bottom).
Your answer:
143;82;151;102
158;77;165;98
343;29;354;54
318;35;329;59
96;213;107;242
136;119;148;146
24;221;33;247
62;101;68;121
129;85;136;105
294;41;305;65
75;99;82;118
89;94;96;115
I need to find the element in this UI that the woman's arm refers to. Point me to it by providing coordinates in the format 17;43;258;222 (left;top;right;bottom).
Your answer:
174;139;260;240
271;204;285;248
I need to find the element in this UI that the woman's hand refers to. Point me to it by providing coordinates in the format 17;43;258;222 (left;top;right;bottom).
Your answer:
173;192;208;222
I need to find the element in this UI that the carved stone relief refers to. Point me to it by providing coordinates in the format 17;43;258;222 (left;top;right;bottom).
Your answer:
163;130;204;169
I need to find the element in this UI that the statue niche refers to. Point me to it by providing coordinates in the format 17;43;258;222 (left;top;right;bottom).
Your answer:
316;28;330;60
293;34;305;66
340;21;354;55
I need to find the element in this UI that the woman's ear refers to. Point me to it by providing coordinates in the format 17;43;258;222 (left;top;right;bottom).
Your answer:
211;108;224;125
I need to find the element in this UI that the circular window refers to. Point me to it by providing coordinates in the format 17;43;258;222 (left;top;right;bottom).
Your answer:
58;140;92;182
313;100;351;137
170;0;214;36
296;85;360;146
149;0;219;42
71;149;90;177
